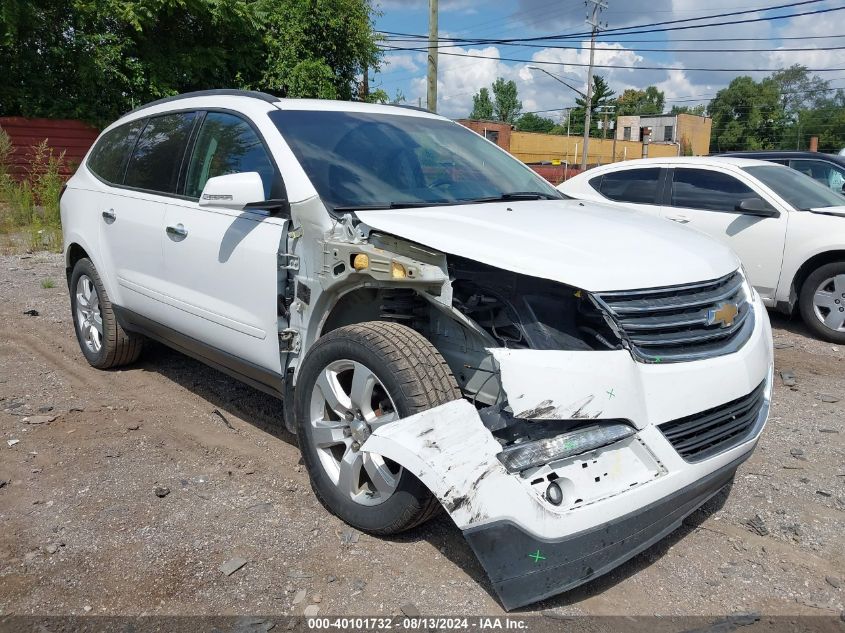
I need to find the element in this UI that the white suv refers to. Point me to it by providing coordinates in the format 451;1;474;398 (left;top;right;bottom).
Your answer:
62;91;773;610
559;156;845;342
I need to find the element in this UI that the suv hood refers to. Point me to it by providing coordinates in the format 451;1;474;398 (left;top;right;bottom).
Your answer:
356;199;739;292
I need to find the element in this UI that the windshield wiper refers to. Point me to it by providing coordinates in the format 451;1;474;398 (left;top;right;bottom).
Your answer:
333;201;453;212
463;191;563;203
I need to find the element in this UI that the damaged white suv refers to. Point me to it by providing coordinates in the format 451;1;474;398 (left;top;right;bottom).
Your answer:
61;90;773;609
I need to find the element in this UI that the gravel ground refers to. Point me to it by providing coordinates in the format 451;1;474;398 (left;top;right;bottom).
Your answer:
0;251;843;618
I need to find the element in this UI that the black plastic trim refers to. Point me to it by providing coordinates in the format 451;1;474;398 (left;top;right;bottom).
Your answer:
462;451;752;610
113;305;284;399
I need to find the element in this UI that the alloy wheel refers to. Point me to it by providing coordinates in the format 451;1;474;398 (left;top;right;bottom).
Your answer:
308;359;402;506
75;274;103;353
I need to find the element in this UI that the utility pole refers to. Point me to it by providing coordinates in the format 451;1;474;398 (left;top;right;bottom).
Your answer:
581;0;606;170
427;0;438;113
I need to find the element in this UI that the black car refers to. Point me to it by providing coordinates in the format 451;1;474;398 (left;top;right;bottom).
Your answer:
720;150;845;194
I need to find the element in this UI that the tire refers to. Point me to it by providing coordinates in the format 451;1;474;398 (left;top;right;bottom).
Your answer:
295;321;461;535
69;258;144;368
798;261;845;344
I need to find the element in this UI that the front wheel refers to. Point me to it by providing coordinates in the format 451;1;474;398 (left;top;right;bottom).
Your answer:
294;322;461;535
799;262;845;344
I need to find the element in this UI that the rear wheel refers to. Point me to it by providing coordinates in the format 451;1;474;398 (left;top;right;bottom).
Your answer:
799;262;845;344
295;322;461;534
69;258;144;368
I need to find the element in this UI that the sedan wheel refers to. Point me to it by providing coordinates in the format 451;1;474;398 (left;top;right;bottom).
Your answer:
811;274;845;333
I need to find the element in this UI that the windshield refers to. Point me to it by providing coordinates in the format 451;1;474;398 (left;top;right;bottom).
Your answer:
269;109;561;211
744;164;845;210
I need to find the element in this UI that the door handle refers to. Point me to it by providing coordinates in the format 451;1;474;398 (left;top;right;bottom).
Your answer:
166;224;188;239
102;209;116;222
666;214;690;224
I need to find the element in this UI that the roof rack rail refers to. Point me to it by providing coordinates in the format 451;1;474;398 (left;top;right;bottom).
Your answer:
125;89;280;116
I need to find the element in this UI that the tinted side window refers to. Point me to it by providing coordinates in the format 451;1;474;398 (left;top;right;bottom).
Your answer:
789;159;845;192
87;120;145;184
671;168;758;212
594;168;661;204
124;112;197;194
185;112;275;199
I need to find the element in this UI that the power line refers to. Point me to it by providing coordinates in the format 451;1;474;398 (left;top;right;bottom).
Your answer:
419;49;845;73
377;1;841;48
381;41;845;54
382;34;844;44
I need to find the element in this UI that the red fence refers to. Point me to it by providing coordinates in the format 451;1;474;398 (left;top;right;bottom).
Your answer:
0;117;100;179
527;164;584;186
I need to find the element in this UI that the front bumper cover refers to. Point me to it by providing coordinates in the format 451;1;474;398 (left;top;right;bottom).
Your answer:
463;452;746;610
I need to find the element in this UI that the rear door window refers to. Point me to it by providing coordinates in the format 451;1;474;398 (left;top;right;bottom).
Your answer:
590;168;662;204
670;168;759;212
184;112;275;199
788;159;845;193
87;120;146;185
124;112;197;195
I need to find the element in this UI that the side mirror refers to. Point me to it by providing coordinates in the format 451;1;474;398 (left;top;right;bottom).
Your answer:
736;198;779;217
199;172;265;211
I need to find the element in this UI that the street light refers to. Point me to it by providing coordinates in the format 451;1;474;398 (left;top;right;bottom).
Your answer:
526;66;587;100
528;66;590;169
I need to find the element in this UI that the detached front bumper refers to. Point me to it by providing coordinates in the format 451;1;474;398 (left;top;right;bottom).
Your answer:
463;453;745;609
362;294;773;610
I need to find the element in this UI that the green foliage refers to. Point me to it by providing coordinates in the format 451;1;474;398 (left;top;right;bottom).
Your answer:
492;78;522;124
670;104;707;116
260;0;382;100
570;75;615;136
0;0;383;126
469;79;522;124
41;277;56;289
615;86;665;116
0;138;65;250
793;90;845;152
708;76;786;152
470;87;494;120
516;113;556;133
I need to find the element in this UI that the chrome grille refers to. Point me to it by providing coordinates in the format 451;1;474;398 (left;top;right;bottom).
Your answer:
594;271;753;363
659;380;766;462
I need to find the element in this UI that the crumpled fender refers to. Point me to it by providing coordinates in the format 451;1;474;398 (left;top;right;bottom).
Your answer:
361;399;518;529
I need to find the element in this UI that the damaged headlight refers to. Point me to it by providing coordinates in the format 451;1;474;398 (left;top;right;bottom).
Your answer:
496;423;635;473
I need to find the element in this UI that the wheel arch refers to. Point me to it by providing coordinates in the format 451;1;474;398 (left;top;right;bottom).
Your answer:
65;241;92;289
787;250;845;313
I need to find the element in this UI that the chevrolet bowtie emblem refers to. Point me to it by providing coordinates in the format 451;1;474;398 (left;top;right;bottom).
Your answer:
707;302;739;328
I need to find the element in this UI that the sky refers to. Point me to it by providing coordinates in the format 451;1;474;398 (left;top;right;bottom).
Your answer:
370;0;845;120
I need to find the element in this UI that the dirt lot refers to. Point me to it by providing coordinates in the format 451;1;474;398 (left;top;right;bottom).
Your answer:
1;251;843;618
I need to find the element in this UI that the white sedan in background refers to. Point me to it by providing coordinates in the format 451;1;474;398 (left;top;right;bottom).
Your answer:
560;157;845;343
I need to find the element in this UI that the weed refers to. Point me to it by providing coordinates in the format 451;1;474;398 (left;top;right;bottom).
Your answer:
41;277;56;289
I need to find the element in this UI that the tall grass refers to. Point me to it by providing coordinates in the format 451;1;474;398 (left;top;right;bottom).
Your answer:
0;127;66;251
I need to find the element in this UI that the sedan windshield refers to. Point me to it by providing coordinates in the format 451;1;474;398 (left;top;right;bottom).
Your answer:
744;164;845;210
269;109;561;211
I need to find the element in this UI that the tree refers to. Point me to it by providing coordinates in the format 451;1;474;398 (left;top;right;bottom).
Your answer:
670;104;707;116
615;86;665;116
468;78;522;123
261;0;381;100
707;76;785;152
470;87;494;120
770;64;830;119
571;75;615;135
516;113;556;133
795;89;845;152
0;0;383;126
491;77;522;124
